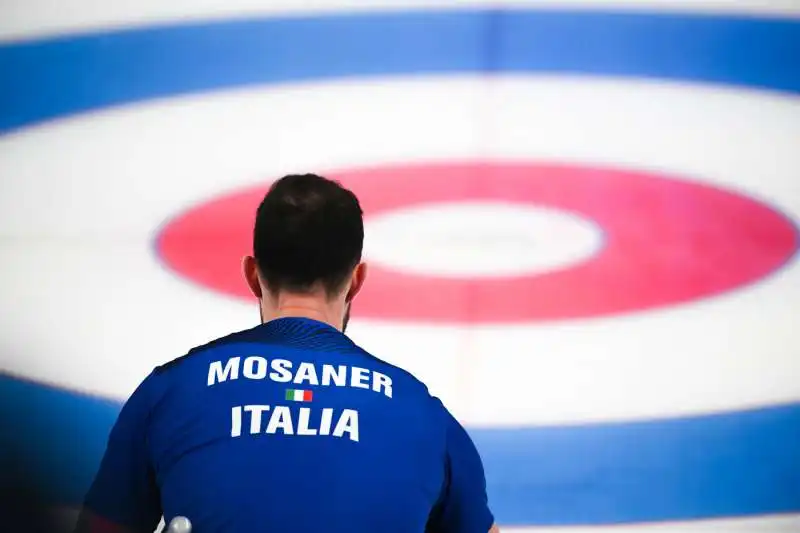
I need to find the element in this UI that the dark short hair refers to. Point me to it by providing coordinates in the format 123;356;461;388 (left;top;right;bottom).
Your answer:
253;173;364;297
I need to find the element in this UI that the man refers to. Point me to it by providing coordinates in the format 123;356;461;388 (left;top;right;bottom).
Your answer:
75;174;498;533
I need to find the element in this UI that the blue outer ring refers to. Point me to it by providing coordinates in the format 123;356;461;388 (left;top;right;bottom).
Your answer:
1;9;799;526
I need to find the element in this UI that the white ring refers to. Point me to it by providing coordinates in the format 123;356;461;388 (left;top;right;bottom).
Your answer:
0;75;797;425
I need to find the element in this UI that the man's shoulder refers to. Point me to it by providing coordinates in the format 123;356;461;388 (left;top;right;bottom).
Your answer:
350;343;436;400
153;326;263;375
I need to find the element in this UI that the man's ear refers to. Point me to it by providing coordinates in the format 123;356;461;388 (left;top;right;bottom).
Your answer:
345;262;368;303
242;256;263;299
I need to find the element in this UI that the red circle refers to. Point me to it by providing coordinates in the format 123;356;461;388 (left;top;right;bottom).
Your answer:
156;162;798;323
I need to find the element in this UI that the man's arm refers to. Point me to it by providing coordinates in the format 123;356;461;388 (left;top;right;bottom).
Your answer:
74;372;163;533
427;399;498;533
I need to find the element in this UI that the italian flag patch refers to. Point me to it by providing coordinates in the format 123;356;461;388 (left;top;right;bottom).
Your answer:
285;389;313;402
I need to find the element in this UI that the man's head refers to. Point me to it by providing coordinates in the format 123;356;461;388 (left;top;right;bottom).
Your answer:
242;173;367;332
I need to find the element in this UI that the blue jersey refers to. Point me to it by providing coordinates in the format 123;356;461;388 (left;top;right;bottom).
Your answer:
80;317;494;533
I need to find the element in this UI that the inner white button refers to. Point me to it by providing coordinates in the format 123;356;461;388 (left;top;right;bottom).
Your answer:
364;201;604;278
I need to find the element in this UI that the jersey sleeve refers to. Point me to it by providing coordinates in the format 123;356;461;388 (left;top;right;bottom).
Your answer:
427;399;495;533
76;371;163;533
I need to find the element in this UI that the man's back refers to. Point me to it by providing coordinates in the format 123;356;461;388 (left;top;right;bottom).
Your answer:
154;317;446;532
81;318;493;532
77;174;495;533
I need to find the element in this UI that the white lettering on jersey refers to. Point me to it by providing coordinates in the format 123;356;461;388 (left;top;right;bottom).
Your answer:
269;359;293;382
293;362;320;386
207;358;392;398
242;357;268;379
350;367;370;389
321;364;346;386
319;408;333;436
266;406;294;435
231;405;359;442
208;357;240;386
297;408;317;435
245;405;270;434
231;406;242;437
215;355;391;442
333;409;359;442
372;372;393;398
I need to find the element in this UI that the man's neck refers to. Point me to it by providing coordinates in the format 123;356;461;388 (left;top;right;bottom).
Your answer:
261;296;342;331
275;306;330;324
